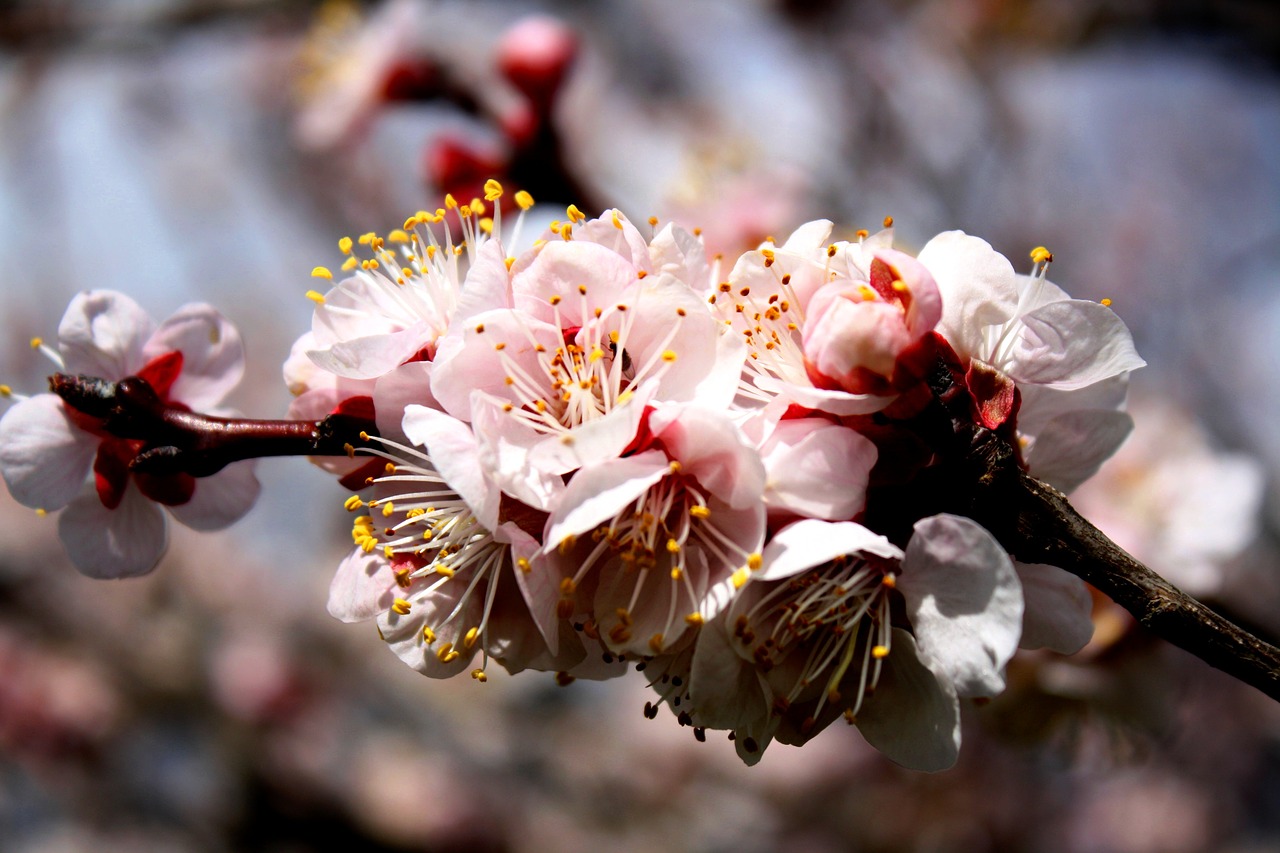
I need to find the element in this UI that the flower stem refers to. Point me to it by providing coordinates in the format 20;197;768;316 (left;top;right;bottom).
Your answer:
50;373;378;478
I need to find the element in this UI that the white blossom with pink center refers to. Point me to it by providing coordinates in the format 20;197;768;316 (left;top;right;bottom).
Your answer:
713;221;933;417
686;514;1023;767
918;232;1145;431
0;291;260;578
542;403;767;660
431;213;744;508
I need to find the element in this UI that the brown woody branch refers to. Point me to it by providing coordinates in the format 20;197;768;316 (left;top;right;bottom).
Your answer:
50;373;377;477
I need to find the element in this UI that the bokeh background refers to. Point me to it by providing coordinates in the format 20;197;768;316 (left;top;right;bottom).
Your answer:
1;1;1279;850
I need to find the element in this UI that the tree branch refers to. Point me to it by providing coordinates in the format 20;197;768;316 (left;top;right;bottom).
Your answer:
50;373;377;477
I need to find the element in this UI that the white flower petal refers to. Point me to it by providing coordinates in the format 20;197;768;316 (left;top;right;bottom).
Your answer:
0;394;97;510
761;420;878;520
1007;300;1146;390
372;361;437;444
648;404;765;509
759;519;900;582
166;460;261;531
854;629;960;772
1026;409;1134;493
307;321;434;380
917;231;1018;358
402;404;499;530
899;514;1022;697
57;486;168;579
1014;562;1094;654
327;548;399;623
544;451;670;545
57;290;155;379
144;303;245;409
752;374;895;416
689;612;771;732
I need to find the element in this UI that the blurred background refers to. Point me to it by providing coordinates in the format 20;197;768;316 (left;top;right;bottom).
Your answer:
1;0;1279;850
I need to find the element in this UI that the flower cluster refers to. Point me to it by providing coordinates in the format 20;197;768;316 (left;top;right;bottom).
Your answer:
291;182;1144;768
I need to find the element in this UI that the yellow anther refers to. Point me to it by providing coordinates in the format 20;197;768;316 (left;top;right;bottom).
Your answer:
464;626;480;649
471;668;488;682
855;229;869;239
549;294;562;306
471;198;486;215
649;633;665;653
647;216;659;227
559;577;577;595
891;279;909;293
459;204;472;218
883;216;894;228
612;211;623;229
310;266;333;280
666;538;681;554
505;257;516;270
29;337;43;349
566;204;586;223
422;625;436;644
1030;245;1053;264
559;222;573;240
436;643;460;663
444;193;458;209
343;442;355;458
388;229;410;243
484;178;504;200
358;431;370;441
881;573;897;588
516;557;532;573
747;553;763;571
589;346;605;363
479;217;494;234
689;505;711;519
435;565;455;578
827;244;838;258
381;502;395;517
305;290;326;305
514;190;534;210
391;598;411;615
684;612;705;626
661;350;677;362
857;284;877;302
872;645;890;659
1100;298;1113;307
338;236;353;254
35;508;47;517
384;546;395;559
343;495;364;511
358;232;376;245
731;567;750;589
668;461;682;474
670;567;683;580
0;385;10;397
341;256;358;271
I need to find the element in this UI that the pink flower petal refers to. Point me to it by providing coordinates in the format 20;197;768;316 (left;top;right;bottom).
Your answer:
0;394;98;510
166;460;261;531
57;485;168;578
144;303;245;409
57;290;155;379
327;548;399;623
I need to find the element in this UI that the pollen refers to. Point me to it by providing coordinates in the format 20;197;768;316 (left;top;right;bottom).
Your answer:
731;567;750;589
689;505;711;519
391;598;412;615
310;266;333;280
1101;298;1113;307
0;385;10;397
661;350;677;362
471;668;489;682
666;538;681;553
484;178;504;201
883;216;894;228
29;337;42;349
515;190;534;210
516;557;532;573
1030;245;1054;264
338;236;353;254
747;553;763;571
871;645;890;659
649;633;665;654
344;495;364;511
